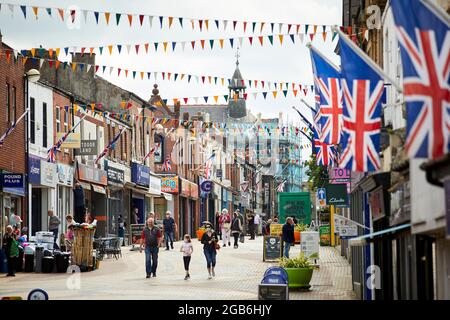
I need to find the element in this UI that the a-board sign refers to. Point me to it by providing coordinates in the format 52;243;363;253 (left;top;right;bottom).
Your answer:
269;223;283;236
130;224;145;247
263;235;282;262
319;225;331;246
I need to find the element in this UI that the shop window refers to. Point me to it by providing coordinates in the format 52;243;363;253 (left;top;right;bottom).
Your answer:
6;83;10;124
55;106;61;133
42;102;48;148
12;86;16;124
30;97;35;144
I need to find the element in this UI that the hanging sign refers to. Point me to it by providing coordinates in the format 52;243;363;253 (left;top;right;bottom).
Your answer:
201;180;213;193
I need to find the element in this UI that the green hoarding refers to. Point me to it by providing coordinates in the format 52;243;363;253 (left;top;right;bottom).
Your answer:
277;192;312;224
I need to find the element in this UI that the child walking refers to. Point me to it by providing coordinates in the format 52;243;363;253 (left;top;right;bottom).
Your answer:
180;234;193;280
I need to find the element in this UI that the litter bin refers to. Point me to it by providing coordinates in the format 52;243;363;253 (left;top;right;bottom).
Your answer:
35;246;44;273
16;247;24;272
42;256;55;273
55;252;70;273
24;246;35;272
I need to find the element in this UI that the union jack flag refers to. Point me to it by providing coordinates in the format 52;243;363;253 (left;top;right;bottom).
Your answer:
390;0;450;159
314;130;336;166
310;46;343;145
338;34;384;172
143;143;160;162
95;127;125;164
163;156;172;171
276;180;286;192
204;152;215;179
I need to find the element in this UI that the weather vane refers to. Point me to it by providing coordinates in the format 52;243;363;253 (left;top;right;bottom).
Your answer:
235;47;240;66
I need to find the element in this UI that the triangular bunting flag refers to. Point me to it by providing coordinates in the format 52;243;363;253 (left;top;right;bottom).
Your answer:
139;15;144;26
215;20;219;29
20;6;27;19
127;14;133;26
268;35;273;45
116;13;121;25
279;35;284;45
105;12;110;25
168;17;173;28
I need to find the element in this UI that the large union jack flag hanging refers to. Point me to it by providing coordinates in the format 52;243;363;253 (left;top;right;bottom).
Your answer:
163;156;172;171
338;34;384;172
310;46;343;145
314;130;336;166
390;0;450;159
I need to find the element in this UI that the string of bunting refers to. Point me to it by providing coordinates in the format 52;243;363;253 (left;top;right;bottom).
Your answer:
0;2;358;37
0;49;315;93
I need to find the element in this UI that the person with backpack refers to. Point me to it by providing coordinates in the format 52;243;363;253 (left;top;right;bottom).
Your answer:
2;225;19;277
231;211;243;249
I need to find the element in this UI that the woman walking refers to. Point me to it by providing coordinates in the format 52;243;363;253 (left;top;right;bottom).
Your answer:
201;226;219;279
231;211;243;249
180;234;193;280
219;209;231;247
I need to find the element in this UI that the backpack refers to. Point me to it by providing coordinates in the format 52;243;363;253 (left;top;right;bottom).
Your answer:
9;237;20;258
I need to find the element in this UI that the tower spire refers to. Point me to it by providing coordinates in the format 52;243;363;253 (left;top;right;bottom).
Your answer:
235;47;240;67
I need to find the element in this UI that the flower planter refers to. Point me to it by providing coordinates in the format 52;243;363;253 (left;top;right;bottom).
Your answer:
196;229;205;241
284;267;314;289
294;231;301;244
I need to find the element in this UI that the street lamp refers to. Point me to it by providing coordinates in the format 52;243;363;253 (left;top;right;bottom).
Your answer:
24;68;40;237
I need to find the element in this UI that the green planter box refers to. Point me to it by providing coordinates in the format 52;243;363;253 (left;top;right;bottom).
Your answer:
284;267;314;289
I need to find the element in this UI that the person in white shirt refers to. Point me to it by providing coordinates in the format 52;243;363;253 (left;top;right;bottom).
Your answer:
254;213;261;236
180;234;193;280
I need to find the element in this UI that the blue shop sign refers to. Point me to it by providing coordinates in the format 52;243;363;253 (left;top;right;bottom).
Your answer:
131;162;150;187
1;173;25;196
28;155;41;185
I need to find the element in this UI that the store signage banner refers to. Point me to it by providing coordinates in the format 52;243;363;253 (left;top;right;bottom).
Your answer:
326;184;348;206
149;174;162;194
201;180;213;193
40;161;56;187
161;176;179;193
78;140;98;155
180;178;191;197
131;162;150;187
57;163;74;186
77;163;107;185
191;183;199;199
369;187;385;221
1;173;24;188
57;132;81;149
106;165;125;185
28;155;41;185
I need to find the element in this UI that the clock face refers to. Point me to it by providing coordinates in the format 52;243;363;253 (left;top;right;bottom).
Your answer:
28;289;48;300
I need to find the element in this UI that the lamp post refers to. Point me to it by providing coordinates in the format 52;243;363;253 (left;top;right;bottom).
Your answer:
24;69;40;237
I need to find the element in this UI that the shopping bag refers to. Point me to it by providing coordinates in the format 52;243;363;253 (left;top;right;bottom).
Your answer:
239;233;245;243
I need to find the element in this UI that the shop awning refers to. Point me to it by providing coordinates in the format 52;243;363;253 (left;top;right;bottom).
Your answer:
349;223;411;247
79;181;91;191
162;192;173;201
92;185;106;194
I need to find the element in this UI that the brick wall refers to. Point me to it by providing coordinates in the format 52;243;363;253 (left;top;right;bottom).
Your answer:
52;90;73;165
0;42;26;174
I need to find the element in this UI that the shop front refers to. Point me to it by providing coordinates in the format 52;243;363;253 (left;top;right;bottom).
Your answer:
105;160;130;238
160;175;179;236
76;162;107;237
1;172;26;240
28;155;57;236
179;178;199;238
149;173;162;219
130;162;155;224
56;163;74;235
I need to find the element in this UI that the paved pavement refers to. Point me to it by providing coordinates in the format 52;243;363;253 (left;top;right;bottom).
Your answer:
0;236;355;300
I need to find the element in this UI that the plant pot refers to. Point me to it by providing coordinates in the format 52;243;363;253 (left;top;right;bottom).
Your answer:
294;231;301;244
284;267;314;289
196;229;205;241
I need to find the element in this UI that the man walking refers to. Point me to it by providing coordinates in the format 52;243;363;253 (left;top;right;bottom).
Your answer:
282;217;295;258
162;211;176;250
247;213;255;240
140;218;162;278
254;212;261;237
48;210;60;249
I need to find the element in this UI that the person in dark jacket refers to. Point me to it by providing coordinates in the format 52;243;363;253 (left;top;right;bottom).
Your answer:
2;225;19;277
140;218;162;278
73;182;85;223
214;211;221;240
201;226;218;279
282;217;295;258
162;211;177;250
231;211;243;249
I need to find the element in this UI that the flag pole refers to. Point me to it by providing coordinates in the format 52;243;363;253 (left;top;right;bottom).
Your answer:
307;43;341;72
0;108;28;144
332;25;403;93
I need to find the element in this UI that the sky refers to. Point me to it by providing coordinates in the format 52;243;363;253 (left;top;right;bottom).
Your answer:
0;0;342;159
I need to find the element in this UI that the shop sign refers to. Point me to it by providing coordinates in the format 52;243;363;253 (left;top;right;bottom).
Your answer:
28;155;41;185
329;167;350;182
149;174;162;195
161;176;179;193
263;235;282;261
369;187;385;221
56;132;80;149
131;162;150;187
216;169;222;178
40;161;56;187
77;163;107;186
191;183;199;200
335;215;358;238
56;164;74;187
326;184;348;206
180;178;191;197
1;173;24;188
78;140;98;155
106;166;125;185
319;225;331;246
201;180;213;193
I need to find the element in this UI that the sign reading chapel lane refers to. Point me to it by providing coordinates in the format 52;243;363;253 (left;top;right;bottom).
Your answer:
326;184;349;207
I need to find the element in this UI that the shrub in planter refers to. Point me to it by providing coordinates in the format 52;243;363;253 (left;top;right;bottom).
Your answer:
279;252;315;289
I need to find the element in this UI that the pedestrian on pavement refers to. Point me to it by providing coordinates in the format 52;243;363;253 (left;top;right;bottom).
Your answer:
231;211;243;249
2;225;19;277
140;218;162;278
215;211;222;240
254;212;261;236
118;214;126;246
163;211;176;250
73;182;85;223
265;219;272;235
48;210;60;250
292;216;298;225
180;234;193;280
282;217;295;258
247;213;255;240
201;226;218;279
219;209;231;247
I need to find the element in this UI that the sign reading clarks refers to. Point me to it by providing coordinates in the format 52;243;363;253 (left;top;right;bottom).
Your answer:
326;184;349;207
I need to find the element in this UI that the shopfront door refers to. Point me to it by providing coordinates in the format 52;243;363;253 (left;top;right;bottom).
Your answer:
31;188;41;236
132;197;145;224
